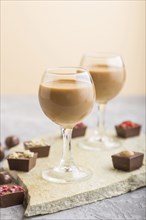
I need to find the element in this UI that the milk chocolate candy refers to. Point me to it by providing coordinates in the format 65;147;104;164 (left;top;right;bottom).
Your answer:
0;149;5;161
5;136;20;148
0;172;12;185
112;151;144;172
24;140;50;158
0;184;25;208
7;151;38;172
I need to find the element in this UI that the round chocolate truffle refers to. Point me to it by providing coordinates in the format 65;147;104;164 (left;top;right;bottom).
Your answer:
0;172;12;184
0;148;5;161
5;136;20;148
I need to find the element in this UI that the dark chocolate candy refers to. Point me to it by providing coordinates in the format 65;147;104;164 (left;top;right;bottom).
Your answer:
7;152;38;172
72;123;87;138
112;151;144;172
24;141;50;158
0;172;12;185
5;136;20;148
0;184;25;208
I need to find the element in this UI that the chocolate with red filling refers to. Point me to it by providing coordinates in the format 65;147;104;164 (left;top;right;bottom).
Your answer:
115;121;141;138
0;184;25;208
72;123;87;138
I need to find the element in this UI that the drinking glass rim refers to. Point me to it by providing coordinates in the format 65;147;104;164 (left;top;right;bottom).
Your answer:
45;67;89;75
82;52;122;59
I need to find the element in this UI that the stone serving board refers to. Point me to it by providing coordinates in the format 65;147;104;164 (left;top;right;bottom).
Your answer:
3;131;146;217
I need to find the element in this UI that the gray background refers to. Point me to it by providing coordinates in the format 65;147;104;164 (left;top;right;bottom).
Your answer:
0;95;146;220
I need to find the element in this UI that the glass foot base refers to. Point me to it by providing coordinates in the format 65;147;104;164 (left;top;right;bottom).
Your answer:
42;165;92;183
79;135;120;151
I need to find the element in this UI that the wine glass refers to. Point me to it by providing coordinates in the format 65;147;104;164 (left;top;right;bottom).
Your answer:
38;67;95;183
79;53;126;150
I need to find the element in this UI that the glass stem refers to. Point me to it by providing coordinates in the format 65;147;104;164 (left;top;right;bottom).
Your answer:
97;103;106;139
60;128;74;171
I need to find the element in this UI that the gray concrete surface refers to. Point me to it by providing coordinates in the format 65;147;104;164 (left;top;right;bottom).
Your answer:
0;95;146;220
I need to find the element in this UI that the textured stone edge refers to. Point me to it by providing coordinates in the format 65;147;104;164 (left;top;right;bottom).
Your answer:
24;171;146;217
14;175;31;210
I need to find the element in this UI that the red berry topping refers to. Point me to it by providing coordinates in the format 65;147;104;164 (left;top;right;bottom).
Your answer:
119;121;139;128
74;122;85;129
0;184;24;196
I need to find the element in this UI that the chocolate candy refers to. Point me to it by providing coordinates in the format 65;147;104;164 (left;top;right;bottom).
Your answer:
0;149;5;161
72;123;87;138
111;151;144;172
7;151;38;172
115;121;141;138
0;184;25;208
0;172;12;185
5;136;20;148
24;139;50;158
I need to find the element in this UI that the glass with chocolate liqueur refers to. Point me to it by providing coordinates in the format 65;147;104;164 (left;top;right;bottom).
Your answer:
39;67;95;183
79;53;126;150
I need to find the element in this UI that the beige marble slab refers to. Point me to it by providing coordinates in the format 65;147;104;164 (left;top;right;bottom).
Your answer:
3;132;146;217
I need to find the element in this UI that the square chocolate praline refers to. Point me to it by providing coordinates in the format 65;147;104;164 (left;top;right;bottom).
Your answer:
0;184;25;208
24;142;50;158
115;125;141;138
72;126;87;138
7;152;38;172
112;152;144;172
0;191;24;208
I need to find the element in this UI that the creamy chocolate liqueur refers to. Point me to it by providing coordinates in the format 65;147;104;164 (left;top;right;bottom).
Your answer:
90;65;125;103
39;79;94;128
